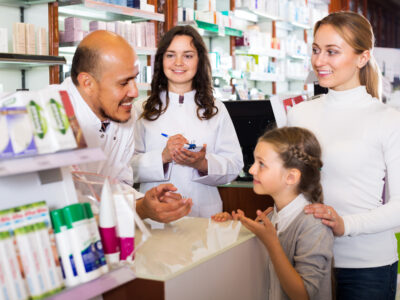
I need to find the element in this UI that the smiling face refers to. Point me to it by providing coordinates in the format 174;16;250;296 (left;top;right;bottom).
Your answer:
312;24;365;91
162;35;199;94
249;141;289;198
92;46;139;123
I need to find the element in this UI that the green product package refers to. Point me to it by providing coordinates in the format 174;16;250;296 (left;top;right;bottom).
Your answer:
50;209;66;234
62;203;86;229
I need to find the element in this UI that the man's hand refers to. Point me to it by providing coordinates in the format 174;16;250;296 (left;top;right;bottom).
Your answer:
136;183;192;223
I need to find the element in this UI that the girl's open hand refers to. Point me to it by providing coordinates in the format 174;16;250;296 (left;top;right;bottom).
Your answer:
211;211;233;222
236;208;277;245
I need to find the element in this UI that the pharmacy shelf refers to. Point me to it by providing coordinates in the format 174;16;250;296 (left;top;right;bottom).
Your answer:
287;54;308;60
137;82;151;91
235;48;284;59
179;20;243;37
276;20;311;31
0;147;106;177
0;0;55;7
235;7;283;22
286;75;307;81
46;266;136;300
247;72;285;82
58;0;164;22
59;42;157;56
0;53;66;69
290;21;312;30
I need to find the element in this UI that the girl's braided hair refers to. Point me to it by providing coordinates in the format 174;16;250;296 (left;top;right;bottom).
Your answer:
259;127;324;204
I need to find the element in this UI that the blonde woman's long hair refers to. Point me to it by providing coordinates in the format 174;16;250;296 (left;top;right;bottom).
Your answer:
314;11;381;100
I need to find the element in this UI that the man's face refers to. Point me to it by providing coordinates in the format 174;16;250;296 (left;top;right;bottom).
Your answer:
92;48;139;123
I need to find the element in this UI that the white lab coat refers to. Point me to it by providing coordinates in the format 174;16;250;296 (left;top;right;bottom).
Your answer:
132;90;243;217
58;78;144;199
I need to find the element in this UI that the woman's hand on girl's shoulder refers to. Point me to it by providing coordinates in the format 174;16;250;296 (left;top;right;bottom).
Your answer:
304;203;345;236
211;211;233;222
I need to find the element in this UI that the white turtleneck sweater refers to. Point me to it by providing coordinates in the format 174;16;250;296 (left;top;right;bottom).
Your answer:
131;91;243;218
287;86;400;268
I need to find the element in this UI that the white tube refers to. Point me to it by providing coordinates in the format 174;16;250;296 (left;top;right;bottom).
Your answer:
99;179;120;267
114;192;135;261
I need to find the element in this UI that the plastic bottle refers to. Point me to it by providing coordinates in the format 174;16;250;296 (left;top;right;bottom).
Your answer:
32;222;64;294
62;204;102;282
14;225;46;299
82;203;108;274
99;179;120;268
50;209;80;287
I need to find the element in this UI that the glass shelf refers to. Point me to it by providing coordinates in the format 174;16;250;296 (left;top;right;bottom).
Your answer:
247;72;281;82
276;20;311;31
0;0;55;7
0;147;105;177
59;42;157;56
235;7;283;22
287;54;308;60
0;53;66;69
235;48;284;59
58;0;164;22
286;75;307;81
46;266;135;300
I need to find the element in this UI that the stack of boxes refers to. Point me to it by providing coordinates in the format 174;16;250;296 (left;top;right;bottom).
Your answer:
60;17;156;50
10;23;47;55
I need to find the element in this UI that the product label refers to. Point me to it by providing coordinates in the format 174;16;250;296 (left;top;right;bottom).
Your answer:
94;240;107;267
69;254;78;277
27;100;47;139
75;221;99;273
48;99;69;135
81;243;99;273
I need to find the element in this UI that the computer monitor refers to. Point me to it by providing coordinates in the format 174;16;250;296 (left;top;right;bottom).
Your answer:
223;100;276;181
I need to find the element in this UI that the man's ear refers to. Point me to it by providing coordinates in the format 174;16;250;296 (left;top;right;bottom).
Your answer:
77;72;96;95
358;50;370;69
286;168;301;186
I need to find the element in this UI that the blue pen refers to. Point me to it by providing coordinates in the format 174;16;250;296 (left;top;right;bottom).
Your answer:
161;133;197;149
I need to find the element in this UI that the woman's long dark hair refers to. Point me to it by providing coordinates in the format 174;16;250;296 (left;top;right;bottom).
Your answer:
141;25;218;121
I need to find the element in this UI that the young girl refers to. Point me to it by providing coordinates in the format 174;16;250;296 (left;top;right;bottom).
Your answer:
213;127;333;300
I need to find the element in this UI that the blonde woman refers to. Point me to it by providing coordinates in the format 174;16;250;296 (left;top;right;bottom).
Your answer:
288;11;400;299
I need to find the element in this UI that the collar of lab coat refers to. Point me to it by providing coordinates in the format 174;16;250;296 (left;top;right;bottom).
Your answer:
161;90;196;104
64;77;102;128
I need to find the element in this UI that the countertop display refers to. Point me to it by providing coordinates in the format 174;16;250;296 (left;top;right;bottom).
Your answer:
104;217;268;300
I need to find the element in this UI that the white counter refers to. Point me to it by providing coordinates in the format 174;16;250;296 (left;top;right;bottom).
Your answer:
104;217;268;300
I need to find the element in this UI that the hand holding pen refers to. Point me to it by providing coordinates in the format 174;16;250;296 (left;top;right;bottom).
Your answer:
161;133;208;173
161;133;188;164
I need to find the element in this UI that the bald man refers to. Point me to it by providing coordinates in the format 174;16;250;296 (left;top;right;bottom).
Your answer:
59;30;192;223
